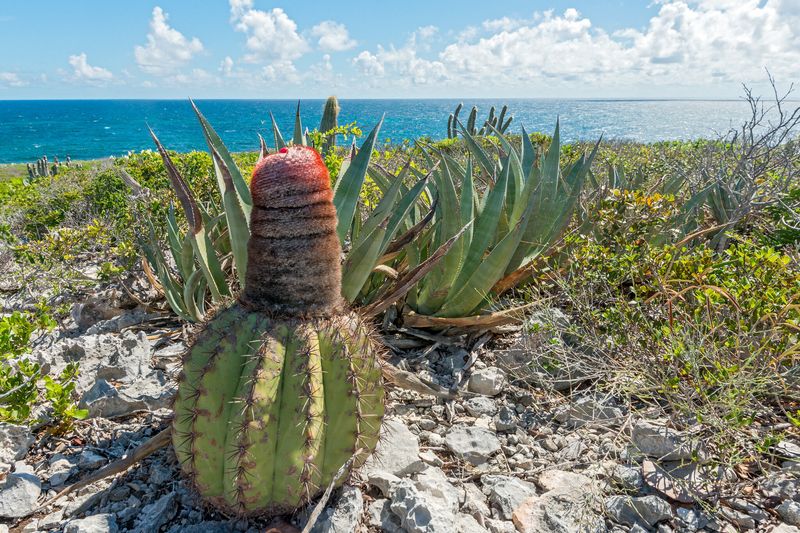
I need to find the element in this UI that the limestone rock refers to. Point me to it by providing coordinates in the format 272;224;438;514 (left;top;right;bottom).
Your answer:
362;418;425;477
311;486;363;533
445;425;501;465
777;501;800;527
605;495;673;527
481;475;537;520
0;424;35;465
64;514;119;533
0;469;41;519
631;420;704;461
468;367;506;396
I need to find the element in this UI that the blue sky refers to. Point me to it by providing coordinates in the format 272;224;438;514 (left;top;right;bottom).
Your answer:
0;0;797;99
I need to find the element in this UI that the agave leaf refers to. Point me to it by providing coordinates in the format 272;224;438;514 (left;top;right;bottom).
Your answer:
208;142;250;287
333;116;384;243
257;133;269;163
293;101;305;146
381;174;430;250
148;127;202;235
458;121;497;178
341;224;387;302
182;269;206;322
190;99;253;212
520;125;537;181
363;221;472;318
385;194;437;255
358;171;404;240
140;223;193;321
459;158;475;249
165;204;186;278
415;157;463;314
438;199;534;318
446;159;510;301
269;111;286;150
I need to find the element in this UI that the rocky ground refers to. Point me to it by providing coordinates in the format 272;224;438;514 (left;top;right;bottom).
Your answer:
1;280;799;533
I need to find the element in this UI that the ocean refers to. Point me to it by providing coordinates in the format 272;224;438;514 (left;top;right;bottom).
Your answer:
0;98;767;164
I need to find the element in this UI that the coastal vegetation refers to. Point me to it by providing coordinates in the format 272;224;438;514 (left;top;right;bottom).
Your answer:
0;88;798;527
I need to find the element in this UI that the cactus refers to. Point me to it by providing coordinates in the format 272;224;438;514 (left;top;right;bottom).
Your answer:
320;96;340;154
171;145;385;516
466;106;478;135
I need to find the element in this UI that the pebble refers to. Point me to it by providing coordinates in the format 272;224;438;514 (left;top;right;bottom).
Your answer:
64;514;118;533
363;418;426;477
0;469;42;519
777;500;800;527
481;474;537;520
445;425;501;465
605;494;673;527
311;486;363;533
631;419;704;461
0;424;35;465
468;367;506;396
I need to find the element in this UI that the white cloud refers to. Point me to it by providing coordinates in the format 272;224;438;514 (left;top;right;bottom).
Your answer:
352;51;384;77
229;2;308;63
310;21;356;51
261;60;300;83
416;25;438;40
220;56;234;76
68;53;114;84
134;7;203;76
0;72;27;87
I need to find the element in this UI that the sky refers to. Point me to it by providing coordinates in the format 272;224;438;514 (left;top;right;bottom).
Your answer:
0;0;798;99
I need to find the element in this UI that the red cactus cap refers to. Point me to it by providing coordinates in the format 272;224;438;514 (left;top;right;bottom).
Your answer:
250;145;332;208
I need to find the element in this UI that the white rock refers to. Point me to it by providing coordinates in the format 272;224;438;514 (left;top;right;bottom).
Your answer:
468;367;506;396
368;471;401;497
311;486;363;533
554;396;624;427
389;479;457;533
445;425;501;465
367;499;401;532
462;482;491;516
676;507;707;531
631;420;704;461
778;501;800;527
772;525;800;533
64;513;118;533
0;424;34;465
131;492;177;532
611;464;643;492
0;470;42;519
457;514;488;533
362;418;425;477
481;475;537;520
605;495;673;527
79;450;106;469
464;397;498;417
512;491;605;533
537;470;594;494
415;468;462;513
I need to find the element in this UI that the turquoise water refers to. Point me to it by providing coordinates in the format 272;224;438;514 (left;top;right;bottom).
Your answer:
0;98;767;164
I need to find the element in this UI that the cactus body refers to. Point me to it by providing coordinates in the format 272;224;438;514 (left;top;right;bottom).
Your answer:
172;146;384;516
320;96;340;153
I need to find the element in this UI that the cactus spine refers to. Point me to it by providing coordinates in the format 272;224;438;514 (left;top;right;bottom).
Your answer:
172;146;384;516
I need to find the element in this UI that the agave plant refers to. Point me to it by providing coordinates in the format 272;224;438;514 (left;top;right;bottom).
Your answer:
139;100;435;322
402;120;599;319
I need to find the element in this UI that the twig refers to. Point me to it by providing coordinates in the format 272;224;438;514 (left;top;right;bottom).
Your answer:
38;427;171;511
